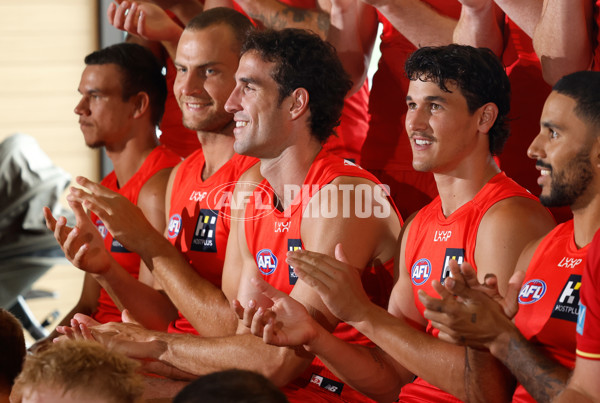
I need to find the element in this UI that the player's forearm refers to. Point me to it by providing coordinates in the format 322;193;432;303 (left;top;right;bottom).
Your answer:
155;331;311;386
95;262;178;330
306;325;408;402
152;258;238;337
350;303;468;400
369;0;457;47
453;3;503;56
489;327;571;402
236;0;330;38
167;1;204;25
494;0;542;38
533;0;593;85
328;2;373;95
464;347;516;403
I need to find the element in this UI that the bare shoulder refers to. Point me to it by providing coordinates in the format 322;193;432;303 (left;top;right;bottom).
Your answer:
480;196;555;238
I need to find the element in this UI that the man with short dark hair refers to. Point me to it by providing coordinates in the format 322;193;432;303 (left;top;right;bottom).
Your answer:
36;42;181;351
419;70;600;402
0;309;25;402
242;44;555;402
71;28;401;402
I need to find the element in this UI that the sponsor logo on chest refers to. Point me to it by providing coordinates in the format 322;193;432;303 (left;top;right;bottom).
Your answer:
434;230;452;242
441;248;465;284
274;221;291;233
191;209;218;253
557;257;583;269
189;191;208;202
551;274;582;322
287;239;302;285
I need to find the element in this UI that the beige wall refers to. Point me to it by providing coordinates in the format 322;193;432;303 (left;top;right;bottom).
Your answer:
0;0;100;182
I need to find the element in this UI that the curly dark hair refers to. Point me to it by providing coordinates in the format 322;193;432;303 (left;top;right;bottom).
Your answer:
553;71;600;133
241;28;352;143
405;44;511;155
85;42;167;127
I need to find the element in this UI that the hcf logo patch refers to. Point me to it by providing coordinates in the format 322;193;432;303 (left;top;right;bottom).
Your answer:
518;279;547;304
256;249;278;275
411;258;432;286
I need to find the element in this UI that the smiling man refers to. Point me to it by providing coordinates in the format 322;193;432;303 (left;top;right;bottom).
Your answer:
69;28;402;402
56;8;260;335
418;70;600;402
240;44;555;402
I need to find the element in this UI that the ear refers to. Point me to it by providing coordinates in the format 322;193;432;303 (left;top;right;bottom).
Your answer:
591;135;600;169
288;87;310;120
131;92;150;120
477;103;499;134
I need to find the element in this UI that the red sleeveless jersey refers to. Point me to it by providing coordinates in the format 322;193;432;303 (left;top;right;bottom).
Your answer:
91;145;181;324
513;220;587;402
244;150;401;402
402;172;538;402
166;150;258;334
576;228;600;361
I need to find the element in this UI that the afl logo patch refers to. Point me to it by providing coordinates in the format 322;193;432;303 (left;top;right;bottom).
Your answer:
256;249;278;275
518;279;547;304
411;258;432;286
167;214;182;239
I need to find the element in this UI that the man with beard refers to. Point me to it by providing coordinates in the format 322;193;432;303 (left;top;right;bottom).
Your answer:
35;42;181;351
46;8;259;340
419;70;600;402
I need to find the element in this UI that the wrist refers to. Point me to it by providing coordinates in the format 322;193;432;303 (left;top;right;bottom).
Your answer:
487;321;520;359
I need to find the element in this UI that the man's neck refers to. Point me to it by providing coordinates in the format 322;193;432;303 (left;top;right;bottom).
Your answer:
434;155;501;217
260;139;322;211
197;125;236;181
105;128;158;187
571;189;600;248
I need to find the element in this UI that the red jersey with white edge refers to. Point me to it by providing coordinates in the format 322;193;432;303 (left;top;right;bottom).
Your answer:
402;172;538;402
166;149;258;334
244;149;401;402
91;145;182;324
576;228;600;360
512;220;587;402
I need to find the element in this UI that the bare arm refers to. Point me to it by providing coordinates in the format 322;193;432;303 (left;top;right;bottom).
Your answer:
68;172;237;337
453;0;504;56
533;0;594;85
554;357;600;403
365;0;457;46
235;0;331;38
494;0;543;37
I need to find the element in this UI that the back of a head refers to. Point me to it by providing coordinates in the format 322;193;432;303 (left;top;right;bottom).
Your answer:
405;44;511;155
174;369;288;403
0;309;25;394
240;28;352;143
14;340;143;403
185;7;254;49
84;42;167;127
553;70;600;134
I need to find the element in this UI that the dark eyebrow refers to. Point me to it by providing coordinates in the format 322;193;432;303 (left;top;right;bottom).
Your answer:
405;95;448;103
240;77;259;85
541;121;564;131
173;61;221;70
